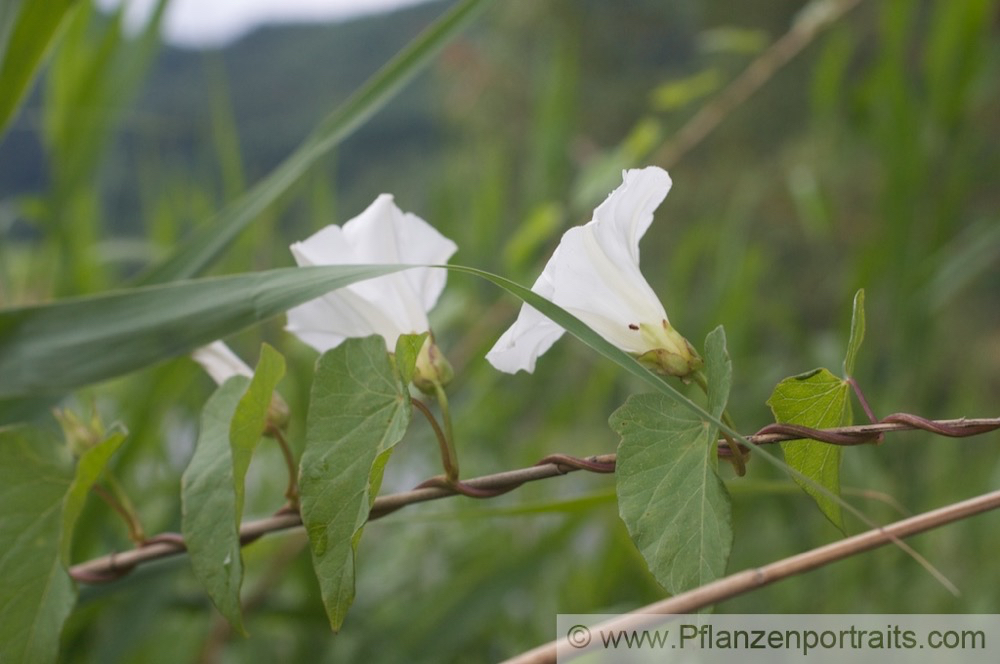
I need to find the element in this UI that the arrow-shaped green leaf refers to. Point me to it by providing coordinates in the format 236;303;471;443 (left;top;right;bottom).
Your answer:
0;426;76;664
299;336;411;631
180;343;286;633
394;332;428;386
768;368;850;531
843;288;865;378
611;326;733;594
230;344;286;520
766;289;867;531
181;376;251;634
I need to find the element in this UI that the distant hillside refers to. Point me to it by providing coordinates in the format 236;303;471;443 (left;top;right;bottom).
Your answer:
0;0;812;234
133;1;449;178
0;0;453;225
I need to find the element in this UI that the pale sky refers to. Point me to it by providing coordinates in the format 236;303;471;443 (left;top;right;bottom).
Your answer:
96;0;434;48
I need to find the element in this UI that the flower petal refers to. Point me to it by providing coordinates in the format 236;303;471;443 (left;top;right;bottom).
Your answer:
286;194;457;351
546;224;667;353
591;167;672;265
191;341;253;385
487;166;674;373
285;287;400;352
484;272;566;374
290;224;356;267
485;309;565;374
344;196;457;316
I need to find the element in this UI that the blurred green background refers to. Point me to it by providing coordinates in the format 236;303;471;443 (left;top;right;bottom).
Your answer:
2;0;999;661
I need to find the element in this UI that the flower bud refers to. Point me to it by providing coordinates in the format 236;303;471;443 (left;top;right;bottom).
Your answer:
54;407;105;458
266;393;291;432
412;337;454;394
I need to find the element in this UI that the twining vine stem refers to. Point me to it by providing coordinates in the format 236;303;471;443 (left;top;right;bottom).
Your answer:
719;415;1000;455
68;416;999;584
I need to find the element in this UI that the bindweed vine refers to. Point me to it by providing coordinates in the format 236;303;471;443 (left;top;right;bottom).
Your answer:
3;168;999;647
2;0;997;659
64;416;1000;585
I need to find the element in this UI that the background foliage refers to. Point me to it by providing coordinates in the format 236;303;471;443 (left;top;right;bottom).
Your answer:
1;0;999;660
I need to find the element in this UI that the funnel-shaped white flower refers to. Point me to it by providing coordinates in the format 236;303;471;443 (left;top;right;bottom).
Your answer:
486;166;699;376
192;341;254;385
285;194;457;352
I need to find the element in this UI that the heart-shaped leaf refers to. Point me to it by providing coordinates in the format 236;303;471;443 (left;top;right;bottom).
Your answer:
299;336;411;631
181;377;252;634
230;344;286;520
768;368;850;531
181;343;287;634
0;426;76;664
611;326;733;594
767;289;866;531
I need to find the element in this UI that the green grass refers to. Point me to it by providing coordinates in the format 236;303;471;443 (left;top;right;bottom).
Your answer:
2;0;999;661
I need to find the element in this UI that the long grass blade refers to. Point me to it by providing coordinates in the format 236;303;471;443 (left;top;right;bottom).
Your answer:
0;0;79;137
0;265;404;400
137;0;492;285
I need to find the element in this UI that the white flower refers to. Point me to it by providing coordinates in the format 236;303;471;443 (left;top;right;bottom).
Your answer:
285;194;458;352
486;166;700;376
191;341;253;385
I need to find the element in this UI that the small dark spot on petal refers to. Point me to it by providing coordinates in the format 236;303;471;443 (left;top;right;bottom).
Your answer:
628;323;639;331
